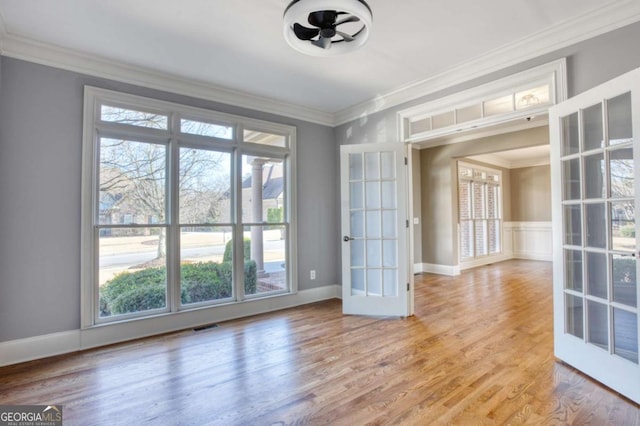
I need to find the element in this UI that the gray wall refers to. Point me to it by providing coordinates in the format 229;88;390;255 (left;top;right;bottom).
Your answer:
510;165;552;222
0;57;339;342
336;21;640;267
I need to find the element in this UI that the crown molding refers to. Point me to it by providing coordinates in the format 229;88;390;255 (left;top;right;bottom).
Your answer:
334;0;640;126
0;33;335;127
2;1;640;128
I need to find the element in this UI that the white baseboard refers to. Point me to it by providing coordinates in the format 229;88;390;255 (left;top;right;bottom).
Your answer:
420;263;461;276
0;285;340;367
413;263;424;274
0;330;81;367
460;253;513;271
513;251;553;262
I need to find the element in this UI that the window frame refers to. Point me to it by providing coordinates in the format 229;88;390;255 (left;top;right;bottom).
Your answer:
458;161;503;265
81;87;297;328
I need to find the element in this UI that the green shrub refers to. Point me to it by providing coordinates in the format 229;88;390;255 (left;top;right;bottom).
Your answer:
244;260;257;295
180;261;233;303
267;207;283;230
99;267;166;316
99;260;257;316
620;224;635;238
223;238;251;262
110;281;166;314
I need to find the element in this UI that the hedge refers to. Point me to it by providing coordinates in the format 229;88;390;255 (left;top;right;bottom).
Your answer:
223;238;251;262
100;260;257;317
620;224;635;238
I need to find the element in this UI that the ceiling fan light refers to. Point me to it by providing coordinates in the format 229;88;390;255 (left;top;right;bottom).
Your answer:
283;0;373;56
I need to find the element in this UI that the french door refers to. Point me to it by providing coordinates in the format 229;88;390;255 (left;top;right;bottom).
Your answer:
550;67;640;403
340;143;410;316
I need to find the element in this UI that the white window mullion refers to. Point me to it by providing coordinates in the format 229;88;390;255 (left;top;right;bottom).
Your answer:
83;86;295;327
168;121;181;312
233;127;245;302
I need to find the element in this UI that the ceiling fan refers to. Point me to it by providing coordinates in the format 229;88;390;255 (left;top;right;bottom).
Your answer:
283;0;373;56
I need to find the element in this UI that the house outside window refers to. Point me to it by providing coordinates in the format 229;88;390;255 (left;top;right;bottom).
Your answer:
82;87;296;325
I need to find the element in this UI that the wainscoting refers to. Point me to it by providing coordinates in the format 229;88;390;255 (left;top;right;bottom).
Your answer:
504;221;552;262
416;221;552;276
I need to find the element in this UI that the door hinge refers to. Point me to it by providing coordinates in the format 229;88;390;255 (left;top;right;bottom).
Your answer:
406;219;409;228
407;283;410;291
404;157;408;165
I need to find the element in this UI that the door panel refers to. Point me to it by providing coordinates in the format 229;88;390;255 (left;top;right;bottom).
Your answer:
550;67;640;403
340;143;409;316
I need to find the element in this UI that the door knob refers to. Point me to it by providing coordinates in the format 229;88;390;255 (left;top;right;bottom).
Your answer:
343;236;354;242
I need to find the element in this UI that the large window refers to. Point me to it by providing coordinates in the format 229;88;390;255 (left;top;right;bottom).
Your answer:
458;163;502;262
83;87;296;325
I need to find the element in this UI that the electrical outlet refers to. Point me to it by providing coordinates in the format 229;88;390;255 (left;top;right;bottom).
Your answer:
310;270;316;280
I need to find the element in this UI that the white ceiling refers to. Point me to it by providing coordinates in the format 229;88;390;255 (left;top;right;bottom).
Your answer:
0;1;638;122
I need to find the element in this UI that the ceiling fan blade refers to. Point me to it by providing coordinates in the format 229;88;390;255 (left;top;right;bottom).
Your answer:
293;23;320;41
312;35;332;49
308;10;337;28
335;15;360;26
336;31;355;42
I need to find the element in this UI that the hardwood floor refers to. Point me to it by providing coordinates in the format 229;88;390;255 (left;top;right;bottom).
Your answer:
0;260;638;425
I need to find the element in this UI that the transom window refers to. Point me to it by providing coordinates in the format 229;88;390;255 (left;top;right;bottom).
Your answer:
398;59;567;145
409;83;551;137
83;87;296;325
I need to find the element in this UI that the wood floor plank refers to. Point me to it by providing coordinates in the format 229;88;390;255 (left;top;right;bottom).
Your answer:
0;260;638;425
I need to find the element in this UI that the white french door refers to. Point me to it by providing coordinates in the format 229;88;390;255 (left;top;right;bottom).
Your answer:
550;67;640;403
340;143;410;317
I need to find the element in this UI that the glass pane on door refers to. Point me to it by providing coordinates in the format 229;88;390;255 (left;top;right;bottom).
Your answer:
584;153;605;199
554;70;640;404
583;103;604;151
614;308;638;363
562;112;580;155
565;249;583;292
347;150;400;299
563;159;581;200
350;153;363;180
609;148;634;197
611;201;635;252
564;205;582;245
586;251;607;299
612;254;637;307
559;87;639;365
608;92;633;145
585;203;606;248
383;270;398;297
587;300;608;350
566;294;584;339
